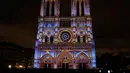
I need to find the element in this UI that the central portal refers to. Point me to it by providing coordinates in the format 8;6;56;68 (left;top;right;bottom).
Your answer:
62;56;69;69
57;50;73;69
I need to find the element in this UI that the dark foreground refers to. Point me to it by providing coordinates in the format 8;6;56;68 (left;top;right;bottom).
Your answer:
1;68;130;73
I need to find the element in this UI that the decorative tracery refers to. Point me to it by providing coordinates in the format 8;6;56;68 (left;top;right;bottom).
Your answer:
41;53;55;64
76;52;89;63
57;50;73;64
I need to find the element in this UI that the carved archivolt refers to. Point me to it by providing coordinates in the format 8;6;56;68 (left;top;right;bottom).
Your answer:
76;52;89;63
57;50;73;64
40;53;55;64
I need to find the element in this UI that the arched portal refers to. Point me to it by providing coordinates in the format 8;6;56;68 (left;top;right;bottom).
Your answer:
83;36;86;43
45;36;48;43
57;50;73;69
76;52;89;69
40;53;54;68
77;36;80;43
50;36;54;43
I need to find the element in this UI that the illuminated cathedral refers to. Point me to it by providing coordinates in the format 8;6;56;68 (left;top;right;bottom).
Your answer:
34;0;96;69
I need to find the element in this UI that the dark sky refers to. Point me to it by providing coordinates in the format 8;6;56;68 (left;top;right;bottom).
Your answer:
0;0;129;49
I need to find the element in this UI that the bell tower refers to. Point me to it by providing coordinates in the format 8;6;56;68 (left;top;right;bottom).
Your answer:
34;0;96;69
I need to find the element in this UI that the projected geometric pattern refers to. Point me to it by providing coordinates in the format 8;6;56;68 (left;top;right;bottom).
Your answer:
60;31;71;42
34;0;96;69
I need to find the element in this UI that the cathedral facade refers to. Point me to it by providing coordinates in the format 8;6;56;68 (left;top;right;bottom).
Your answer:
34;0;96;69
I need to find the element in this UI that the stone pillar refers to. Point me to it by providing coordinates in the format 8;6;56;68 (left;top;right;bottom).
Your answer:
44;1;47;16
34;40;40;68
71;0;76;16
40;0;44;16
80;36;83;43
54;50;57;69
49;1;52;16
48;36;50;43
88;49;92;68
42;36;45;43
88;49;92;57
73;51;76;69
38;47;41;59
86;36;88;43
57;0;60;16
79;1;81;16
84;0;90;15
54;0;56;16
91;39;96;68
73;63;76;69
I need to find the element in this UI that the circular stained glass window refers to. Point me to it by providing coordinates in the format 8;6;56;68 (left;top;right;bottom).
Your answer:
60;31;71;42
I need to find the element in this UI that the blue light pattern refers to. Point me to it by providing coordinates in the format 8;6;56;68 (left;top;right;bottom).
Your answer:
91;39;96;67
35;40;38;47
50;51;54;57
85;8;90;15
38;23;43;28
34;40;39;68
72;7;76;15
84;51;88;55
39;28;43;32
86;30;88;34
44;23;47;28
48;23;52;27
79;23;83;27
75;51;80;56
69;51;73;56
71;21;76;27
56;51;61;56
41;51;45;57
34;48;38;59
87;23;92;27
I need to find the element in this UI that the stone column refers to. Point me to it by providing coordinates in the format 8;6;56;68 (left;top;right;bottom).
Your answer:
88;49;92;57
73;51;75;69
55;0;60;16
49;1;52;16
42;36;45;43
48;36;50;43
44;1;47;16
54;1;56;16
88;49;92;68
54;50;57;69
79;1;81;16
84;0;90;15
40;0;44;16
34;40;40;68
80;36;83;43
71;0;76;16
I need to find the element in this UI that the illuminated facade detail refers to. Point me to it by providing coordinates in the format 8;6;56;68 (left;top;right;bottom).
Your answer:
34;0;96;69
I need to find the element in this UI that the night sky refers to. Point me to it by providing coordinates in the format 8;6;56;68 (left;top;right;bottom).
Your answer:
0;0;129;49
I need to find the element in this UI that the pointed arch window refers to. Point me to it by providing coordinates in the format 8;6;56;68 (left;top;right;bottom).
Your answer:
77;36;80;43
50;36;54;43
45;36;48;43
79;23;83;27
44;23;47;28
48;23;52;27
52;1;55;16
81;1;84;16
77;1;79;16
46;1;50;16
83;36;86;43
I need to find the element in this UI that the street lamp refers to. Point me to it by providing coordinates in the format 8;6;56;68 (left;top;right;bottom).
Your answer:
19;65;23;68
8;65;12;69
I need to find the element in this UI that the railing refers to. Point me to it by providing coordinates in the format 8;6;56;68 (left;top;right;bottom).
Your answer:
38;43;92;49
38;16;90;22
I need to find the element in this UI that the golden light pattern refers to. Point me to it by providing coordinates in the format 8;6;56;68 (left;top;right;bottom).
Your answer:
58;30;73;42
